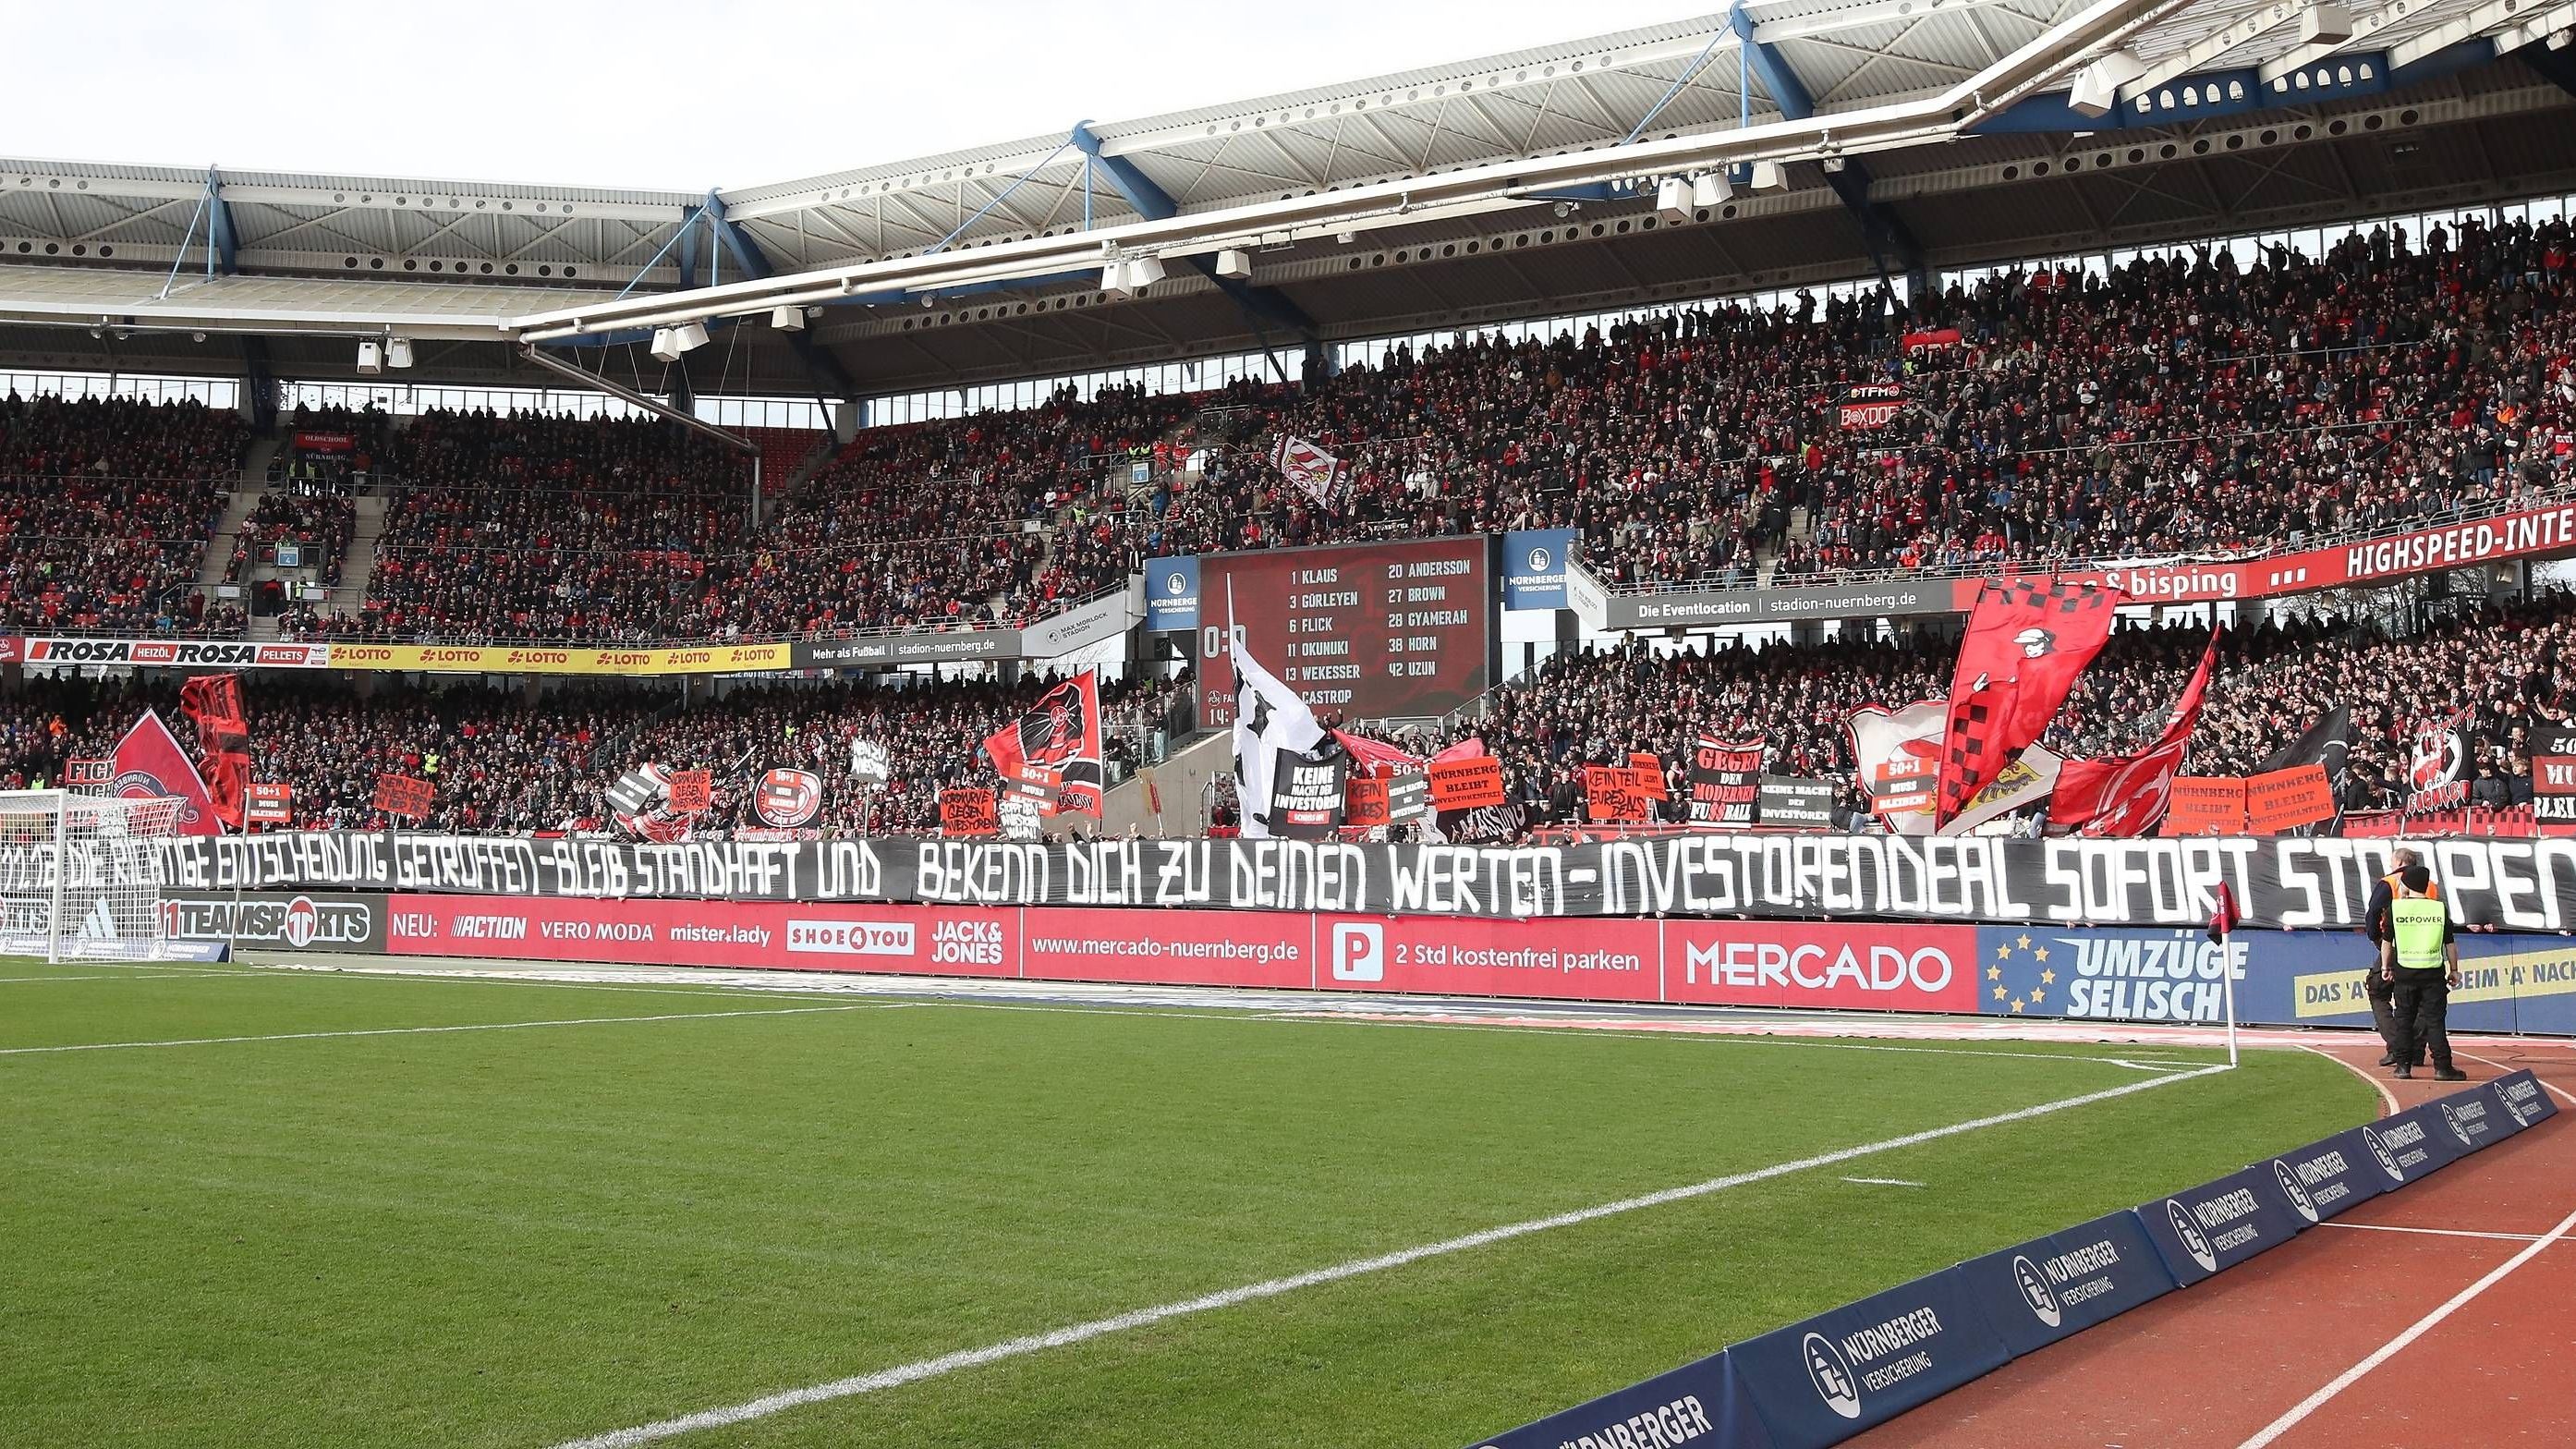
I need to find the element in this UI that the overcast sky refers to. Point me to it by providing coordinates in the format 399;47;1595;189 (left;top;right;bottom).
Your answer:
18;1;1703;191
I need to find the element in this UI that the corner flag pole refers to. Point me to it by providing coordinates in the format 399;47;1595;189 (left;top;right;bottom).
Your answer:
2199;880;2244;1068
2213;881;2242;1069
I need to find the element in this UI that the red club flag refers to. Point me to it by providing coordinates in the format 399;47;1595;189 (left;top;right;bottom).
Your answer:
1934;578;2124;826
984;672;1104;816
2049;630;2221;838
2207;881;2242;944
178;673;252;830
109;709;223;836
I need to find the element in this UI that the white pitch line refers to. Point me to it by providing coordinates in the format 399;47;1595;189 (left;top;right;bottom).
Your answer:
2318;1221;2553;1245
550;1061;2230;1449
237;960;2209;1075
904;998;2202;1075
0;1003;906;1057
231;960;893;1007
0;970;257;984
1839;1177;1928;1187
2237;1203;2576;1449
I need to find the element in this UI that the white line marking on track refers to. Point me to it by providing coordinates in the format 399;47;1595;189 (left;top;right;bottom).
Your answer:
2236;1203;2576;1449
1838;1177;1927;1187
2318;1222;2553;1245
0;1003;907;1056
549;1062;2230;1449
2458;1051;2576;1106
2294;1041;2400;1116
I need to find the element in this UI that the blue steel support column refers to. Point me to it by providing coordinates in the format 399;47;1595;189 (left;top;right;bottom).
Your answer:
1069;123;1318;376
1727;9;1922;287
698;191;862;405
204;167;278;431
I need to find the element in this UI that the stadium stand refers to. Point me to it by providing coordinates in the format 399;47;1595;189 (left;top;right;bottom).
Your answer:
0;668;1185;834
282;409;752;643
0;588;2554;834
0;392;247;635
1434;591;2570;826
17;217;2566;649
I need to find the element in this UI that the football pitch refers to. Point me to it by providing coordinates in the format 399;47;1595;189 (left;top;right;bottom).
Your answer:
2;957;2372;1447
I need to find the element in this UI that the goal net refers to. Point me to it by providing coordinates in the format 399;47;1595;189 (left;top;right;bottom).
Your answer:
0;790;183;962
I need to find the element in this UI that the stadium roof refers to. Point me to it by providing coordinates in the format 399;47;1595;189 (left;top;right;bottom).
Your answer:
2;0;2570;403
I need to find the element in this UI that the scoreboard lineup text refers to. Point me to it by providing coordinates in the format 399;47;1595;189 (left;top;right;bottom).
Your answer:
1198;537;1492;728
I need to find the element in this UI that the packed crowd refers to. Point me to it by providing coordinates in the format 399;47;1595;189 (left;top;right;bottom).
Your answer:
281;410;753;642
1439;590;2571;826
18;213;2570;646
0;393;245;635
0;668;1185;834
1123;211;2576;595
2;583;2556;837
721;382;1206;637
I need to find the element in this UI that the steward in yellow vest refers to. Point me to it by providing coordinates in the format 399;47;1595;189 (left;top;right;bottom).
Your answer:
2377;864;2464;1082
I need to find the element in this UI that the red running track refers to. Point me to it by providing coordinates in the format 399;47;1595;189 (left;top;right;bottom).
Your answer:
1852;1037;2576;1449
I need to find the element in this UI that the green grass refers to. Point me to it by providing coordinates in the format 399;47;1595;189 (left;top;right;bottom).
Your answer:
0;958;2372;1448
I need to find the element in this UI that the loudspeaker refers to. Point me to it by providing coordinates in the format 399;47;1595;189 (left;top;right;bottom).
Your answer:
1656;177;1691;225
2300;5;2354;45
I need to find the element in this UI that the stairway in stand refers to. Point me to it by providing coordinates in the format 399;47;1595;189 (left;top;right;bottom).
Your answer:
319;493;387;626
196;438;280;594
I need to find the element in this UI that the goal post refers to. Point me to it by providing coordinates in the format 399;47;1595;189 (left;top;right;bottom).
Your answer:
0;790;184;963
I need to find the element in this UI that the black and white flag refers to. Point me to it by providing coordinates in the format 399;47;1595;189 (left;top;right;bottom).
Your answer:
604;765;664;818
1232;637;1325;840
2258;704;2351;836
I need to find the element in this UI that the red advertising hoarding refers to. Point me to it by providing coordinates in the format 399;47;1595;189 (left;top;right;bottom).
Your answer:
1313;913;1660;1001
349;894;1973;1017
1018;907;1313;989
1662;920;1980;1013
383;895;1020;977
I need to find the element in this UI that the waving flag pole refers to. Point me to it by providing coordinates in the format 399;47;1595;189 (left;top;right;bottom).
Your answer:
2208;881;2242;1068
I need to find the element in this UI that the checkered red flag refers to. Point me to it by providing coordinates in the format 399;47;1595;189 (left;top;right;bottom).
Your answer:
1934;577;2125;828
2050;628;2220;837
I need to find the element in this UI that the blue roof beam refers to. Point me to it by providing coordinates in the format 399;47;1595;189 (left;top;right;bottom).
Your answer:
205;167;240;276
693;191;861;404
1069;122;1318;344
1725;8;1920;280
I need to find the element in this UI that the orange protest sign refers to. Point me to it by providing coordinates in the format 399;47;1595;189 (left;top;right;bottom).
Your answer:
1427;756;1505;810
373;773;433;820
939;787;999;836
1584;765;1660;822
665;770;713;813
1343;776;1391;829
2158;776;2246;836
2246;764;2336;834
